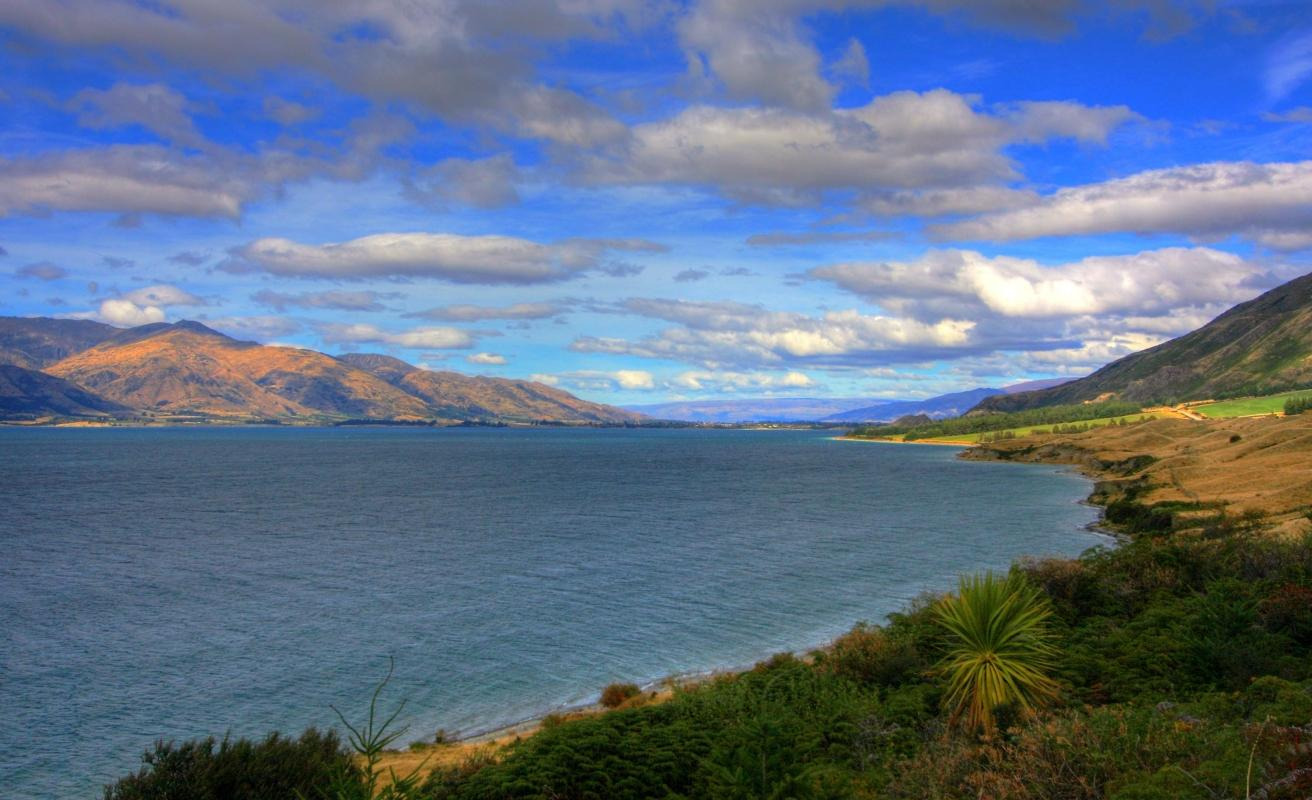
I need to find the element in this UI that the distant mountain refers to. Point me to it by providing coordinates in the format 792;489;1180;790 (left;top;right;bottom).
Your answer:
973;271;1312;413
0;317;118;369
623;397;887;423
1001;377;1074;394
0;363;130;419
822;387;1004;423
338;353;644;424
45;321;433;419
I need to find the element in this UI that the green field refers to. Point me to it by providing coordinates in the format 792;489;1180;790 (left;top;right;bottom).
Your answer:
916;410;1175;443
1194;390;1311;418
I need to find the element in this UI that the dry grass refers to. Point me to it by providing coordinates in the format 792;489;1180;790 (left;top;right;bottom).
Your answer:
971;415;1312;536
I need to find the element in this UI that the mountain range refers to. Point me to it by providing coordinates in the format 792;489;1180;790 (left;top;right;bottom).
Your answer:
626;379;1071;423
0;317;642;424
973;271;1312;413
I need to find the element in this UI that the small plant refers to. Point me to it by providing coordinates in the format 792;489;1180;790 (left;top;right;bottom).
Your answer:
599;682;642;708
933;571;1059;733
327;657;428;800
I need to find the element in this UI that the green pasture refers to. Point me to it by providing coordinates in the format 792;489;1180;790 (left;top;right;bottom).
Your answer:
1193;390;1310;418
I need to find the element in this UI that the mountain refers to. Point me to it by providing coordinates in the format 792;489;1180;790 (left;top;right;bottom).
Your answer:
973;271;1312;413
0;363;131;419
44;322;437;420
822;387;1004;423
337;353;644;424
0;317;119;369
622;397;887;423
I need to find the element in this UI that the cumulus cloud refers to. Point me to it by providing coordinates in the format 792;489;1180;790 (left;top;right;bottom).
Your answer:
671;369;814;392
406;302;566;321
202;315;301;341
674;268;710;282
123;284;206;307
0;145;251;219
66;82;205;147
935;160;1312;244
585;90;1135;206
571;297;978;369
263;96;320;127
17;261;67;281
404;154;521;209
96;298;166;326
810;247;1257;320
466;352;508;365
251;289;393;312
316;322;476;350
746;230;897;247
227;233;665;284
539;369;657;392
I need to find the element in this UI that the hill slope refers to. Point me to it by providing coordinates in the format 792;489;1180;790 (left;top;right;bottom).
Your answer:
338;353;644;424
0;364;131;418
974;271;1312;412
0;317;119;369
45;322;433;419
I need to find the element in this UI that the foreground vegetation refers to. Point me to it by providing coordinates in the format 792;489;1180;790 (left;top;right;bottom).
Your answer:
849;401;1144;442
107;450;1312;799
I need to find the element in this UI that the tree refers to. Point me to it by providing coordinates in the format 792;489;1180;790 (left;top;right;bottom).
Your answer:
933;571;1059;733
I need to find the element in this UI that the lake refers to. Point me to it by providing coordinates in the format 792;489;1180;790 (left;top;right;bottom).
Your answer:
0;427;1105;798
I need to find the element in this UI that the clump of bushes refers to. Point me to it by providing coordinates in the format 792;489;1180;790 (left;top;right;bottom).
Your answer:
599;682;642;708
1285;395;1312;416
104;729;355;800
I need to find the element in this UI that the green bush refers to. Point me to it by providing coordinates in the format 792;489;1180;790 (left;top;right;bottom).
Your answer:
103;729;355;800
1284;395;1312;415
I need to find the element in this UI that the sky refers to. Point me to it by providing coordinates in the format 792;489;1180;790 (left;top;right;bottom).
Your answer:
2;1;1311;406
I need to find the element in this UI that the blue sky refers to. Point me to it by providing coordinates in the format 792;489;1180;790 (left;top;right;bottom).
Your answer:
2;1;1311;405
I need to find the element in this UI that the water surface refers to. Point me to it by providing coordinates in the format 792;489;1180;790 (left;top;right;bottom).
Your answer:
0;427;1104;798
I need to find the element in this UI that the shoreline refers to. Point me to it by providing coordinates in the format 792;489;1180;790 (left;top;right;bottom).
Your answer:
380;432;1118;780
389;415;1312;780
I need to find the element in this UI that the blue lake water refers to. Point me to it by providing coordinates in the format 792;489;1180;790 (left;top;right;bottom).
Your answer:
0;427;1105;798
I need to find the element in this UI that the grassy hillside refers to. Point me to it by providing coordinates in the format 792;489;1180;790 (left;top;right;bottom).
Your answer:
975;270;1312;413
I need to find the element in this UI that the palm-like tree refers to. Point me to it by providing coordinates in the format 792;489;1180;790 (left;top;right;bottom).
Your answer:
933;571;1059;732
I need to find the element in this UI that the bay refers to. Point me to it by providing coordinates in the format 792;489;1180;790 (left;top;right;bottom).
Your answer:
0;427;1104;798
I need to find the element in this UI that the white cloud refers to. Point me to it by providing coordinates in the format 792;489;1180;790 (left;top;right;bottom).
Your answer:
572;298;978;368
810;247;1256;320
672;369;814;392
229;233;663;284
540;369;657;392
66;82;204;147
251;289;392;312
96;298;166;326
935;160;1312;243
1266;31;1312;102
317;322;476;350
466;352;508;365
0;145;250;219
585;90;1134;206
406;302;565;321
202;315;301;341
123;284;206;307
404;153;521;209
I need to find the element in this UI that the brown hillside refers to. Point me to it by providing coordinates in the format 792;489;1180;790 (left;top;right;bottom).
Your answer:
47;323;431;419
964;415;1312;534
338;353;645;423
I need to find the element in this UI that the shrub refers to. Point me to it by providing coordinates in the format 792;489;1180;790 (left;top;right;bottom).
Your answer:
600;682;642;708
934;572;1059;732
1284;395;1312;416
103;729;355;800
824;623;925;688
